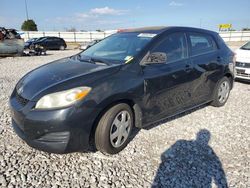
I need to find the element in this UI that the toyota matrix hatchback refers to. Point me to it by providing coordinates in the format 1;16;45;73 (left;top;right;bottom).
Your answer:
9;27;235;154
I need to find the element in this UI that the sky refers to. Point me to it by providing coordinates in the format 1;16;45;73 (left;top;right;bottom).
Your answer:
1;0;250;31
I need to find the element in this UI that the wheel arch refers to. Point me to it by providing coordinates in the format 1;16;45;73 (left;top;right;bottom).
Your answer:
224;72;234;89
88;98;143;147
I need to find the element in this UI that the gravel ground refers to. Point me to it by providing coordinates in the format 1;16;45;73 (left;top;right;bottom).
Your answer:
0;49;249;188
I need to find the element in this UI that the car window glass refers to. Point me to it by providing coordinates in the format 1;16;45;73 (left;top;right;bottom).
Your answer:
105;37;130;51
54;38;62;42
81;33;154;62
151;32;187;63
51;38;59;42
189;33;216;56
45;38;53;42
36;37;46;42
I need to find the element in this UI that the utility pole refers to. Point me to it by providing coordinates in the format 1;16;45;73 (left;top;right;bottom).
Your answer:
24;0;29;20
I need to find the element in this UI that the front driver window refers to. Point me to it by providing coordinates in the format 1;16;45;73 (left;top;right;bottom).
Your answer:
151;33;187;63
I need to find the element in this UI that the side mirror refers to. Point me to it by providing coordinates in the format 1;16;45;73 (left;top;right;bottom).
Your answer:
142;52;167;65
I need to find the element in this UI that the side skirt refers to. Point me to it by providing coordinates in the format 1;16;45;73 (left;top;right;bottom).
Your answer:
142;100;213;129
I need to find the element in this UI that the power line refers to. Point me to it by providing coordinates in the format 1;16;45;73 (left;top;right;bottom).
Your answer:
24;0;29;20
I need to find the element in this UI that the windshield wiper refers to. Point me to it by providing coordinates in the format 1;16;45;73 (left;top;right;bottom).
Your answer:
90;57;111;65
77;55;110;65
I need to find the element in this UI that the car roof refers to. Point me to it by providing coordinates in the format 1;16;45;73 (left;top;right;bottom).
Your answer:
118;26;167;34
119;26;218;35
41;36;61;39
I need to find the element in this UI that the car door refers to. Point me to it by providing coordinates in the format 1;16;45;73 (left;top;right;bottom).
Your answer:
140;32;197;125
54;38;62;49
51;38;59;49
1;39;18;54
43;38;55;50
41;38;50;50
187;32;221;104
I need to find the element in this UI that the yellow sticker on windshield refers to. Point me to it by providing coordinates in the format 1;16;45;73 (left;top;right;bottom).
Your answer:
124;56;134;64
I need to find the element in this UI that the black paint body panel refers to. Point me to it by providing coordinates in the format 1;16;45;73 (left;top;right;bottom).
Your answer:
9;27;234;153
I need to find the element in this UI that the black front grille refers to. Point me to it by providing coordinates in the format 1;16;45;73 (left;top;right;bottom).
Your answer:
236;62;250;68
236;69;245;74
15;91;29;106
236;69;250;78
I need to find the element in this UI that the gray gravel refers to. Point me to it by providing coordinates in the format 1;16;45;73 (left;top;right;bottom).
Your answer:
0;50;249;187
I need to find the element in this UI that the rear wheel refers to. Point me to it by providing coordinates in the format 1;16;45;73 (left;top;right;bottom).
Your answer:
59;45;65;50
95;103;133;154
211;77;231;107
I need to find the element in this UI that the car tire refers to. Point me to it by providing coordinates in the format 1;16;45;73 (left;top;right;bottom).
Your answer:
95;103;134;155
59;45;65;50
211;76;231;107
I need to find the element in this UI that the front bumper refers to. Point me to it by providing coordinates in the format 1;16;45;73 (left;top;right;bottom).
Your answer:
235;67;250;81
9;90;96;154
235;61;250;81
12;120;70;153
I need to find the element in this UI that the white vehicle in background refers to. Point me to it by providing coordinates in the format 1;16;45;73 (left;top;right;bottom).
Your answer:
0;39;24;56
0;27;24;57
235;41;250;81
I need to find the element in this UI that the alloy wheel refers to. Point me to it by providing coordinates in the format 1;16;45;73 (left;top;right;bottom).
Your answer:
218;81;230;104
110;110;131;148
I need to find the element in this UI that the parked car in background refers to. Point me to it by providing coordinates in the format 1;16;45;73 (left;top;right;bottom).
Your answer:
80;39;102;50
23;44;46;56
0;39;24;56
10;27;234;155
235;41;250;81
0;27;21;39
26;36;67;50
23;38;47;56
24;38;38;49
0;27;24;56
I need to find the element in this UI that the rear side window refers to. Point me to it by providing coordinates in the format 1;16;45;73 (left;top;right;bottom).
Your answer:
51;38;58;41
189;33;217;56
45;38;53;42
152;32;187;63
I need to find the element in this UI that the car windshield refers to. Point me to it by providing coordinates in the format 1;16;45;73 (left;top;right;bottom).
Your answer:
241;41;250;50
26;38;37;43
80;32;156;63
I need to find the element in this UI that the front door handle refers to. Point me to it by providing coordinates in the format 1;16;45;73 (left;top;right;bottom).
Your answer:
217;56;222;62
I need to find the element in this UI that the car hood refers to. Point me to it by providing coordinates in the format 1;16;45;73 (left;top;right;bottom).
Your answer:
236;48;250;63
16;58;121;100
24;42;31;45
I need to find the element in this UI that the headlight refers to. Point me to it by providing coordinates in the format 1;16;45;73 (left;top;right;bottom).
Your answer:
35;87;91;109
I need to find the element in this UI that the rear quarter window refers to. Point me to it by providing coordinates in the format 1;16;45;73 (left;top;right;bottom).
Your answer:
189;33;217;56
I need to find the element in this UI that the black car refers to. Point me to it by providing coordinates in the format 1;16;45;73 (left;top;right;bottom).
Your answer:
24;38;38;49
9;27;235;154
25;36;67;50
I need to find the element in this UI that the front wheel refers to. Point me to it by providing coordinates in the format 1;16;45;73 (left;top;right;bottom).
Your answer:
211;77;231;107
95;103;134;155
